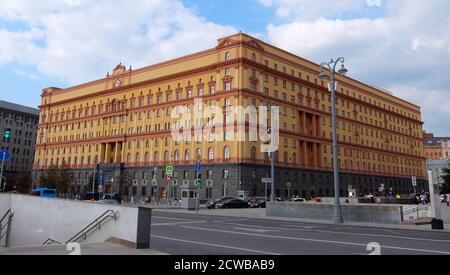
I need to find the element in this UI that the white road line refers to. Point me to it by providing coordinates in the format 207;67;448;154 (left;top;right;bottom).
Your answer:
181;226;450;255
215;221;450;244
151;235;282;255
152;216;195;221
152;221;208;226
213;219;249;223
234;227;277;233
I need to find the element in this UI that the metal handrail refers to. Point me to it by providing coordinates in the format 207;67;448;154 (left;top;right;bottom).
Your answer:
66;210;118;244
0;209;14;247
43;238;63;245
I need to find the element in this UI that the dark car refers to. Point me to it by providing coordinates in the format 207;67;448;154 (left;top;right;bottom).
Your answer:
207;197;235;209
249;198;266;208
79;192;101;201
102;193;122;204
216;199;250;209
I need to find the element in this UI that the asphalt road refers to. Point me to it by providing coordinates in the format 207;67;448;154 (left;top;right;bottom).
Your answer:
150;211;450;255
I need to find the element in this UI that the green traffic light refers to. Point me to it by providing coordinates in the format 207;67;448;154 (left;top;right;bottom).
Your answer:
4;128;11;139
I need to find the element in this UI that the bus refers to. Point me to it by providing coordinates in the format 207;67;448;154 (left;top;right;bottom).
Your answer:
31;188;57;199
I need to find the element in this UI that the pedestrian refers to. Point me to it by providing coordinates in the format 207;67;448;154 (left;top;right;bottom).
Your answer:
420;194;427;205
447;195;450;207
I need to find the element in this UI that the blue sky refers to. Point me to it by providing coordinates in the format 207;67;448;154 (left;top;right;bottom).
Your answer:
0;0;449;136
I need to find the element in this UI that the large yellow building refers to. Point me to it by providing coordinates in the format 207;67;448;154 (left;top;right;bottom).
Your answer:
33;33;427;200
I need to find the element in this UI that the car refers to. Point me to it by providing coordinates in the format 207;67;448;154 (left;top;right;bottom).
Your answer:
30;188;57;198
98;199;121;205
102;193;122;204
216;199;250;209
288;197;306;202
207;197;235;209
249;198;266;208
79;192;101;201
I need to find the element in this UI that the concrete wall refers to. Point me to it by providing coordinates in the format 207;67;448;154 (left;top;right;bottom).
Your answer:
0;194;150;248
267;202;404;225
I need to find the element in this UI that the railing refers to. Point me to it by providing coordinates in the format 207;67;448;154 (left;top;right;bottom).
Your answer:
0;209;14;247
42;210;118;245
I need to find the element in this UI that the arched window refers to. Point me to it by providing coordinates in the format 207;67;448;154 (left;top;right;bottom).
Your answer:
145;152;150;162
154;151;159;162
251;147;257;160
196;149;202;159
174;150;180;161
164;151;170;161
284;152;288;163
127;153;131;163
208;148;214;160
251;52;256;61
292;153;297;164
135;153;141;163
225;52;231;61
224;146;231;159
185;150;191;161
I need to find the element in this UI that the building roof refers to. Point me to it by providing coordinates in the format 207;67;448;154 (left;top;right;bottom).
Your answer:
425;137;450;147
0;100;40;116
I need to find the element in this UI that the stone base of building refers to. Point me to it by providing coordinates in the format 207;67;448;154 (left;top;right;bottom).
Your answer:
33;163;428;202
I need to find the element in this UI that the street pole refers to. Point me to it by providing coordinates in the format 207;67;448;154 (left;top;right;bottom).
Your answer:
92;161;97;199
320;58;348;224
0;152;5;192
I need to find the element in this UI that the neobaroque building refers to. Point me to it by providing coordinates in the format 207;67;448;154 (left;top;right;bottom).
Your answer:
0;101;39;189
424;132;450;160
33;33;427;200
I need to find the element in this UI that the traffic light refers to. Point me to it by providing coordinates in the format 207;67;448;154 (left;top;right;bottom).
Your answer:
4;128;11;139
167;175;172;183
196;174;202;189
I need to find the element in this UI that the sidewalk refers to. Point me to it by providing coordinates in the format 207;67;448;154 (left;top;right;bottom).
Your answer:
152;204;450;233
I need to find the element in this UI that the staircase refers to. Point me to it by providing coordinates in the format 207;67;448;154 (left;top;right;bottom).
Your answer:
0;209;14;247
43;210;118;245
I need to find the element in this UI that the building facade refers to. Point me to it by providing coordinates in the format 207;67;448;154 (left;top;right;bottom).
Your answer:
424;132;450;160
0;101;39;189
33;33;427;201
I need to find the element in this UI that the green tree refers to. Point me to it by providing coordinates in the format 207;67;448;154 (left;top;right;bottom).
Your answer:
39;162;73;197
441;166;450;194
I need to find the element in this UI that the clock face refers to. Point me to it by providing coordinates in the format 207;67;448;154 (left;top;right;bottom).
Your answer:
115;80;121;88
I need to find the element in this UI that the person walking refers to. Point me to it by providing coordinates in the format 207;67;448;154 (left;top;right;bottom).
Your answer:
447;195;450;207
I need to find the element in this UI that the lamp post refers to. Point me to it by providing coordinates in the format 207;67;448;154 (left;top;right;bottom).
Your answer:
319;57;348;224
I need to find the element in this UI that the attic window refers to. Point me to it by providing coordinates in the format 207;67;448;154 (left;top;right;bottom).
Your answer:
225;52;231;61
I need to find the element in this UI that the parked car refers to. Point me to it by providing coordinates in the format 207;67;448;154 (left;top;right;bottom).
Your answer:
102;193;122;204
216;199;250;209
98;199;121;205
249;198;266;208
79;192;101;201
288;197;306;202
30;188;57;198
207;197;235;209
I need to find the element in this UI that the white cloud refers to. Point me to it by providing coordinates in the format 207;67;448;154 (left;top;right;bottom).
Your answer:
0;0;236;84
263;0;450;135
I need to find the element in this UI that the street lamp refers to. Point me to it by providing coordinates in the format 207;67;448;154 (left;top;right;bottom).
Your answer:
319;57;348;224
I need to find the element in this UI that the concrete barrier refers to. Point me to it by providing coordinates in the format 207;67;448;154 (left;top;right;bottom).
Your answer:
0;194;151;249
267;202;404;225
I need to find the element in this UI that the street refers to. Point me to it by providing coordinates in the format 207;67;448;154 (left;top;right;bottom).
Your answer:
150;210;450;255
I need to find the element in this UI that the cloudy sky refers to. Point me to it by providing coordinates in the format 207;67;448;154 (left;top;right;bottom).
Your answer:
0;0;449;136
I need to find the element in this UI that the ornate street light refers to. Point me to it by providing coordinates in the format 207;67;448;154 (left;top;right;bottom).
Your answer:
319;57;348;224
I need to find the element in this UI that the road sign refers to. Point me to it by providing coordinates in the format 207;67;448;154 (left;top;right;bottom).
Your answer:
262;178;272;184
98;173;104;186
0;151;11;161
165;165;174;175
195;162;202;172
412;176;417;187
286;182;292;189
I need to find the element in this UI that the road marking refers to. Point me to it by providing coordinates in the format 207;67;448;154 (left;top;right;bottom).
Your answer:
153;221;208;226
181;226;450;255
152;216;195;221
234;227;277;233
213;219;249;223
151;235;281;255
215;221;450;244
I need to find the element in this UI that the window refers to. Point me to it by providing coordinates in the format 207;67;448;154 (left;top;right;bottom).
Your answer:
223;170;229;179
224;146;231;159
225;68;231;76
208;148;214;160
225;52;231;61
225;82;231;91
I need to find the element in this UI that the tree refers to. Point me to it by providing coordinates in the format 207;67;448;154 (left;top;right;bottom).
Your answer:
441;166;450;194
14;171;32;193
39;162;73;197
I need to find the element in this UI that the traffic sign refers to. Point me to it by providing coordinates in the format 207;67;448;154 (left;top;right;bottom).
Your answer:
262;178;272;184
195;162;202;172
98;173;104;186
166;165;174;175
412;176;417;187
286;182;292;189
0;151;10;161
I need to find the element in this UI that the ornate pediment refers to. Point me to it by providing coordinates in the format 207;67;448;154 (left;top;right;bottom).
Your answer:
216;38;239;49
245;39;265;51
